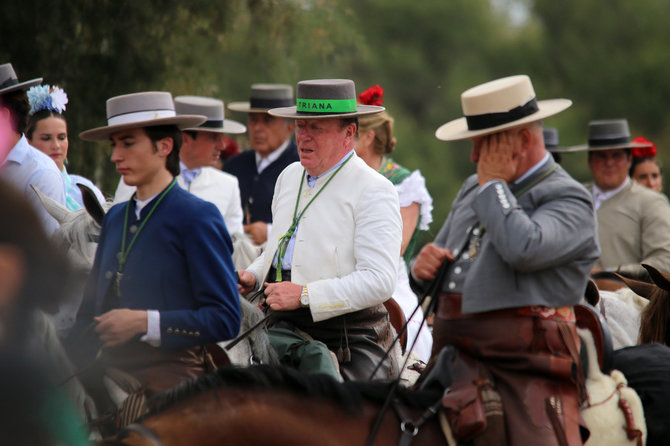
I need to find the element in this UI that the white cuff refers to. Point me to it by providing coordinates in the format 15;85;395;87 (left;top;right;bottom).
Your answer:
140;310;161;347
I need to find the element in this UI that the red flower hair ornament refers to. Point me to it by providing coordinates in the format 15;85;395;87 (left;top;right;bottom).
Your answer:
632;136;657;159
358;85;384;106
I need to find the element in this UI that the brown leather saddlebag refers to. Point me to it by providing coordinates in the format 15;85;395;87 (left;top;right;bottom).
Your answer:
442;353;488;441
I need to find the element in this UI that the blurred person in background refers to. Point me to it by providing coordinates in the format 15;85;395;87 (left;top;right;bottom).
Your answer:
629;136;663;193
0;62;65;235
0;178;90;445
355;84;433;363
26;84;106;209
225;84;298;246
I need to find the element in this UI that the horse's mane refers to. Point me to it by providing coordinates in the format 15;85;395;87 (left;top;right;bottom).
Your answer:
145;365;441;419
639;285;670;345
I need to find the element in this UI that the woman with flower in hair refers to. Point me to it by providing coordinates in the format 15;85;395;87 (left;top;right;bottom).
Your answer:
26;85;105;210
356;84;434;363
630;136;663;193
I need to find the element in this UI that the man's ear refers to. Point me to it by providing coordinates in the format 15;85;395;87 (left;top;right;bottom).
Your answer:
515;127;533;156
156;137;174;157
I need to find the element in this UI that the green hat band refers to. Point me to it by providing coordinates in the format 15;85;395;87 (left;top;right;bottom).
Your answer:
296;98;357;113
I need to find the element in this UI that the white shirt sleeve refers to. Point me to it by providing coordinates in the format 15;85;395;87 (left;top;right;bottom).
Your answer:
140;310;161;347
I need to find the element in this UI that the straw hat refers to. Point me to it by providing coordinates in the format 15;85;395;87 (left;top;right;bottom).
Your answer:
0;63;42;95
80;91;206;141
228;83;294;113
268;79;385;119
563;119;652;152
175;96;246;134
435;75;571;141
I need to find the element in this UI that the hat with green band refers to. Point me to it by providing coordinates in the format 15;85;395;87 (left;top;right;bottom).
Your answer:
268;79;385;119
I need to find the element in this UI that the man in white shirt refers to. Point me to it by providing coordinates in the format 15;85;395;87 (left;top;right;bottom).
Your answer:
0;62;65;235
238;79;402;381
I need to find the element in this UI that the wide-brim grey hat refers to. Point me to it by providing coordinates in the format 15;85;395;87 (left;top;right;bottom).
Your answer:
175;95;246;134
228;83;294;113
435;75;571;141
0;63;42;95
80;91;206;141
561;119;652;152
268;79;385;119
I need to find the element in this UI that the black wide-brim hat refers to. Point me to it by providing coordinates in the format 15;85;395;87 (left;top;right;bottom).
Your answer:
80;91;206;141
228;83;294;114
268;79;385;119
560;119;652;153
0;63;42;95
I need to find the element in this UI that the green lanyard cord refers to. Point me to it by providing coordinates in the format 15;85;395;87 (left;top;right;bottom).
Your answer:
118;178;177;274
274;153;354;281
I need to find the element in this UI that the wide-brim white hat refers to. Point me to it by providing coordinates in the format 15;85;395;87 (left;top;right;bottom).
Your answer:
228;83;294;113
268;79;385;120
435;75;571;141
559;119;652;152
80;91;206;141
0;63;42;95
175;95;246;134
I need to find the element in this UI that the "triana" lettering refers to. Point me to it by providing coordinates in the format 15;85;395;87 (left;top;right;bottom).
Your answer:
298;101;333;110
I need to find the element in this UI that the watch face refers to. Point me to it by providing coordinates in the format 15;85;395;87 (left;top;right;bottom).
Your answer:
300;294;309;306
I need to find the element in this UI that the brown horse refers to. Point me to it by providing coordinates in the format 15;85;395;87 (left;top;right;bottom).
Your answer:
99;365;446;446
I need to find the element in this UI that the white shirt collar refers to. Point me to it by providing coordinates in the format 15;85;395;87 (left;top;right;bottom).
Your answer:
255;138;291;174
134;193;159;219
593;177;629;210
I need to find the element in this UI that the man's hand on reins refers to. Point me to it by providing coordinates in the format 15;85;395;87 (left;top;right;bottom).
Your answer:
237;270;257;295
263;281;303;311
413;243;454;281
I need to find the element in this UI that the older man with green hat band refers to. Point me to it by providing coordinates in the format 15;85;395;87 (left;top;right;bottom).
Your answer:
238;79;402;381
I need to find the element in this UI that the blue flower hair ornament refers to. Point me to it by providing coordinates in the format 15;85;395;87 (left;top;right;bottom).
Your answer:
27;85;68;115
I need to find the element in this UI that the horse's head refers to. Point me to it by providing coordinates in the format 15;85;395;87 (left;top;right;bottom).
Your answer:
31;184;109;271
616;264;670;345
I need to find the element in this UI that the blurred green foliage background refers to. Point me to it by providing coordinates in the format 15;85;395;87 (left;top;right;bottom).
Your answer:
3;0;670;238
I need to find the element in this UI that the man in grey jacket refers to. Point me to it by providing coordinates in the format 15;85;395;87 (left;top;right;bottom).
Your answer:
412;75;600;445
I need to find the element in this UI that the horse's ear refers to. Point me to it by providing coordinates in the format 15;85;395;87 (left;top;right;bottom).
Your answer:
584;280;600;306
642;264;670;292
76;184;106;226
30;184;74;224
614;272;657;299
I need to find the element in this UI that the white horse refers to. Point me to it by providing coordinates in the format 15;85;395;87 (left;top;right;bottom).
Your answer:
587;287;648;349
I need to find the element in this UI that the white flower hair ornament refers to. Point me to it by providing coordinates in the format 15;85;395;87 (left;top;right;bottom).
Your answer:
27;85;68;115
